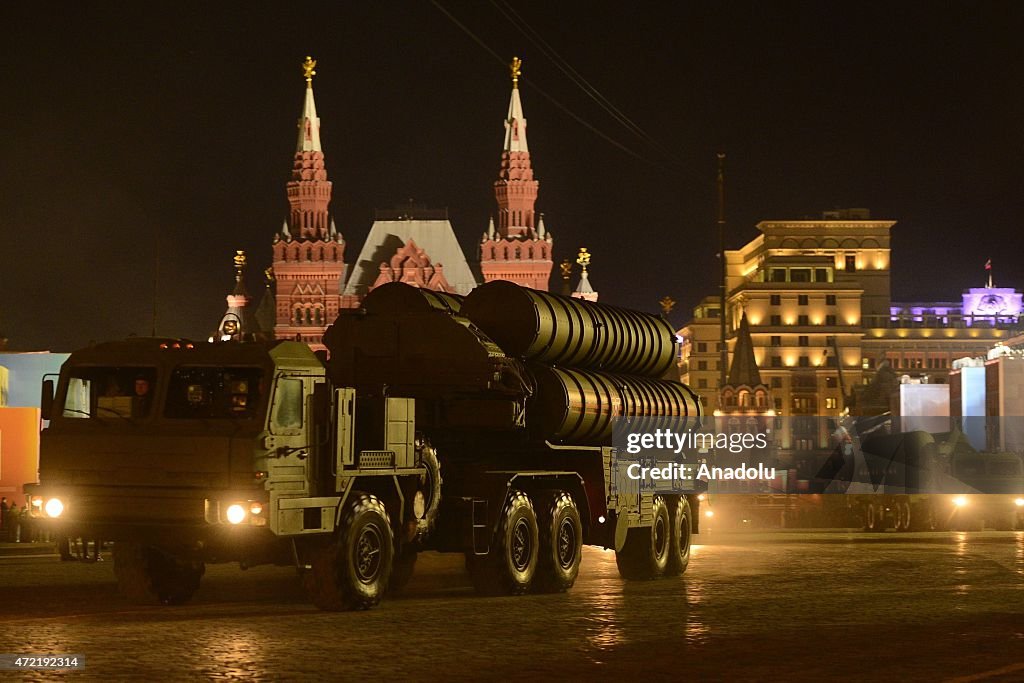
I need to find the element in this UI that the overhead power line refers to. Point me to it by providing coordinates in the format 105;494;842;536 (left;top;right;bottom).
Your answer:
429;0;674;170
490;0;684;169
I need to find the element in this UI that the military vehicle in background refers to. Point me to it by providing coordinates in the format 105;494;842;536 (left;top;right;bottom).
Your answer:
26;281;703;609
847;420;1024;531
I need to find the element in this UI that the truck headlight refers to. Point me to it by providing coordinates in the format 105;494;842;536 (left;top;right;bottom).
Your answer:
952;496;968;508
225;504;247;525
44;498;65;518
1014;498;1024;508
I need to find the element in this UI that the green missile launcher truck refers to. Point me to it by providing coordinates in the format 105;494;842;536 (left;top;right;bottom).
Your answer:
26;282;704;610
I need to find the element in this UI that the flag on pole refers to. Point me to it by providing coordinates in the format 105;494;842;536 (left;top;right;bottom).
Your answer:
985;259;992;270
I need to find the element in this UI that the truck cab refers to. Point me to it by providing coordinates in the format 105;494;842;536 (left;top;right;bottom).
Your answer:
28;340;327;566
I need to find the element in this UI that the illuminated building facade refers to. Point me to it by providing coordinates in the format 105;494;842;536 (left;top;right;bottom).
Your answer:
679;209;1020;454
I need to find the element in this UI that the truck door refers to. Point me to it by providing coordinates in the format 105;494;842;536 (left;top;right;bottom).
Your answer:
265;373;321;498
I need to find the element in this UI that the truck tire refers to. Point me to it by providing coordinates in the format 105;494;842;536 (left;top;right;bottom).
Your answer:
304;492;393;611
533;491;582;593
615;495;671;580
412;439;442;544
864;503;881;531
389;547;417;591
465;490;538;596
898;502;912;531
666;496;692;576
113;542;204;606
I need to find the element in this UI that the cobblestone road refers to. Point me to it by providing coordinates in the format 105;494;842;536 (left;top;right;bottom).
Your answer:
1;531;1023;681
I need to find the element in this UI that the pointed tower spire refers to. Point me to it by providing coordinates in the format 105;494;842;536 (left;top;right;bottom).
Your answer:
487;216;496;239
288;56;332;240
297;56;322;153
271;56;347;352
217;250;254;340
571;247;598;302
503;57;529;154
536;214;546;239
727;312;763;387
254;266;276;340
494;56;538;239
480;57;552;291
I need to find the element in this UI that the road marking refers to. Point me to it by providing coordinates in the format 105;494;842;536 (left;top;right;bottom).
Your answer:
946;662;1024;682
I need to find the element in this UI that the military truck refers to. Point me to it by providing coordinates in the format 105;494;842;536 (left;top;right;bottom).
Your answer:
26;281;703;610
843;421;1024;531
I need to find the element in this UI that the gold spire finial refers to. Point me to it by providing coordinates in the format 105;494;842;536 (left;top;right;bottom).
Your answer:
302;56;317;86
560;258;573;281
264;266;275;286
510;56;522;88
659;296;676;316
576;247;591;275
233;250;247;282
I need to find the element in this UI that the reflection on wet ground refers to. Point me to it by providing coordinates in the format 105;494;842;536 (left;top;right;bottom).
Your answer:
1;531;1022;680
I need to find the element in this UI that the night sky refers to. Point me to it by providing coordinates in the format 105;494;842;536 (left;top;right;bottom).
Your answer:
2;2;1022;351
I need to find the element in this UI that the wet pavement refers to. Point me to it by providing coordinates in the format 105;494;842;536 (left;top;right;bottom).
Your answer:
1;531;1022;681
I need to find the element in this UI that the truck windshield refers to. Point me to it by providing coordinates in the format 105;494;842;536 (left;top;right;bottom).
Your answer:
164;366;263;420
62;367;158;419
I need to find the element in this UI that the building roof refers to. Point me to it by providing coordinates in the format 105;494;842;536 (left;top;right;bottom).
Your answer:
342;219;478;298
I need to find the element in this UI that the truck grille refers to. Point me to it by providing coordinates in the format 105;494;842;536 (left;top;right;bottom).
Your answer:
358;451;396;469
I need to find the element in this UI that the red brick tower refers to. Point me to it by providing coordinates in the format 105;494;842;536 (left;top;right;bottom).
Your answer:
271;56;346;350
480;57;553;291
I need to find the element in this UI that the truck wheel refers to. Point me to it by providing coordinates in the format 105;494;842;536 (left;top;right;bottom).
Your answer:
465;490;538;596
864;503;880;531
113;542;204;606
615;495;671;580
666;496;692;576
534;491;582;593
898;502;912;531
412;439;442;544
389;547;417;591
304;492;394;611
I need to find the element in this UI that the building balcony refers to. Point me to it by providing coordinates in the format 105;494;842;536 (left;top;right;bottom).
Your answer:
863;314;1023;330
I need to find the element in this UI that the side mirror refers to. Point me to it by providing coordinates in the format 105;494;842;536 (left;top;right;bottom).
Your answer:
41;378;55;421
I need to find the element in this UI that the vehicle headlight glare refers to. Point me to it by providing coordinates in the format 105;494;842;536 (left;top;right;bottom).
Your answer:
952;496;968;508
1014;498;1024;508
225;504;247;525
44;498;64;518
249;502;263;516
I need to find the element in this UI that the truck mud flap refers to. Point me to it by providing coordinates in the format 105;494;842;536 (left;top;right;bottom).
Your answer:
470;498;489;555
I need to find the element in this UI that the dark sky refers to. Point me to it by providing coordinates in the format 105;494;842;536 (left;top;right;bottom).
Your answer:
2;1;1022;351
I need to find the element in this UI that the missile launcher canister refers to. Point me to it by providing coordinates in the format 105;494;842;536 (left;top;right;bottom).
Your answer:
460;280;678;378
322;281;701;445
